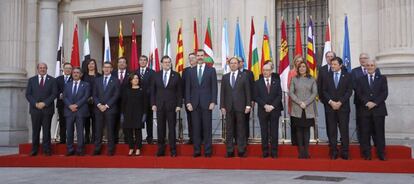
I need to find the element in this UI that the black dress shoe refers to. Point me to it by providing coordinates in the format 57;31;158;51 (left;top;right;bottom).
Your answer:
146;138;153;144
271;153;278;159
156;151;165;157
92;150;101;156
186;140;193;145
363;155;372;160
378;154;387;161
238;152;247;158
43;151;51;156
341;154;349;160
29;151;38;156
66;151;75;156
262;153;269;158
77;152;85;156
225;152;235;158
330;153;338;160
107;151;114;156
59;141;66;144
193;153;201;158
204;154;212;158
170;150;177;157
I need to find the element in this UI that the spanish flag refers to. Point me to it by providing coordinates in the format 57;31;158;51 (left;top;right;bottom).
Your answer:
175;21;184;74
261;18;272;71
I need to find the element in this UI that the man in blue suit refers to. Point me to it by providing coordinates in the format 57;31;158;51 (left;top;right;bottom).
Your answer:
25;63;57;156
63;67;90;156
93;62;120;156
56;62;73;144
185;49;218;157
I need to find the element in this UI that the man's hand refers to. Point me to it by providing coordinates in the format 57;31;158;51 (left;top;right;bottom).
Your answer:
221;108;226;116
69;104;78;112
209;103;215;110
36;102;46;109
175;107;181;112
244;107;251;114
152;105;157;112
366;101;377;109
186;103;193;112
264;104;273;112
300;102;307;109
97;104;107;112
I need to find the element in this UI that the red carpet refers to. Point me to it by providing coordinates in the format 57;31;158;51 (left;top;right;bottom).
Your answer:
0;143;412;173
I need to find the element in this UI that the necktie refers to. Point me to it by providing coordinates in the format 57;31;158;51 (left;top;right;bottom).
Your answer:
64;76;69;84
73;81;78;95
141;69;145;79
163;72;168;87
334;72;339;88
198;66;202;85
40;76;44;87
231;72;236;88
369;74;374;88
266;79;270;93
120;71;124;84
104;76;108;90
363;68;367;75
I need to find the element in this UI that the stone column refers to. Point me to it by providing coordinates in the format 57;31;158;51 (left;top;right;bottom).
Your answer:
377;0;414;140
38;0;59;75
141;0;161;57
0;0;29;145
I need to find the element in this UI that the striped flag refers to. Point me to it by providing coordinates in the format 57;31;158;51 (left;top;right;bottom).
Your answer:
279;18;290;92
193;18;199;52
175;21;184;74
70;24;80;67
130;20;139;72
248;17;260;81
149;20;160;71
55;23;63;77
295;16;303;56
203;18;214;66
322;17;332;66
83;20;90;61
306;18;317;78
343;15;351;73
221;19;230;74
234;19;246;68
261;18;272;71
163;21;171;58
118;20;124;58
104;21;111;63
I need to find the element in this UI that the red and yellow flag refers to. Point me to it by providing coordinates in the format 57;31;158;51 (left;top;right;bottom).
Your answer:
118;20;124;58
176;22;184;74
306;18;317;78
295;16;303;56
261;19;272;71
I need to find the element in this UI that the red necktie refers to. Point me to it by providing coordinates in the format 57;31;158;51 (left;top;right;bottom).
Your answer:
40;76;45;87
120;71;124;84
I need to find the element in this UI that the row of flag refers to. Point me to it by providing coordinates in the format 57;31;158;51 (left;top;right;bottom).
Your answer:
56;15;352;94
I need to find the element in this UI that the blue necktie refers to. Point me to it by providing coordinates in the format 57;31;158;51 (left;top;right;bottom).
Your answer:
163;72;168;87
369;74;374;88
231;72;236;88
72;81;78;98
198;66;202;85
64;76;69;84
104;76;108;90
334;72;339;88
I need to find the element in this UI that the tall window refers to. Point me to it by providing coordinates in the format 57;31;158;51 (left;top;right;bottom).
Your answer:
275;0;328;69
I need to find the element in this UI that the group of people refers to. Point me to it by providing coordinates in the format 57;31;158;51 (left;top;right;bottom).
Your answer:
26;48;388;161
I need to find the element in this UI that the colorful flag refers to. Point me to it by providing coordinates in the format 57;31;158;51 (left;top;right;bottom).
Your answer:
322;17;332;66
104;21;111;63
343;15;351;73
234;19;246;68
55;23;63;77
118;20;124;58
175;21;184;74
130;20;139;72
149;20;160;71
70;24;80;67
193;18;199;53
203;18;214;66
221;19;230;74
163;21;171;58
83;20;90;61
279;18;290;92
295;16;303;56
248;17;260;81
261;18;272;71
306;18;317;78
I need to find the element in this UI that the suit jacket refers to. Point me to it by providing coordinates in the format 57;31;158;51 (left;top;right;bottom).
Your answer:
93;75;120;114
351;66;381;105
56;75;72;108
322;70;353;112
182;66;192;100
220;71;251;112
151;70;182;111
63;80;90;117
25;75;58;115
112;69;130;89
289;76;318;118
185;65;218;110
240;69;255;102
136;67;155;96
355;72;388;117
317;64;347;105
254;74;283;115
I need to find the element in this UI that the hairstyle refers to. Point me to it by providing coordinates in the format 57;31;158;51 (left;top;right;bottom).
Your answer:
188;52;196;57
292;55;304;69
196;49;205;54
161;55;172;63
62;62;72;68
118;57;127;63
331;56;343;65
103;62;113;67
139;55;148;61
37;62;48;69
325;51;336;57
72;67;82;73
295;60;311;78
128;73;140;88
227;56;241;64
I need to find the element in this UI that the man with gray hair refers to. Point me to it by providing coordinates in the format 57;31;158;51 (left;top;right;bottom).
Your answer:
26;63;58;156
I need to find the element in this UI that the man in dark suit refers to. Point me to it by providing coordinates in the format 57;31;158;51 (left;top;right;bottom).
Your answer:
136;55;155;144
238;60;255;142
63;67;90;156
185;49;218;157
220;57;251;157
322;57;353;160
254;62;282;158
182;53;198;144
93;62;120;156
112;57;130;144
151;56;182;157
25;63;57;156
355;59;388;161
56;62;73;144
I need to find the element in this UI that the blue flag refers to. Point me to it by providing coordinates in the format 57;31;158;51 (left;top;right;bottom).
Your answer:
342;16;351;73
234;21;246;69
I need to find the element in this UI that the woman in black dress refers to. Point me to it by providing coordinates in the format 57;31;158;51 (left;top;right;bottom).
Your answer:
122;74;147;156
81;59;102;144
